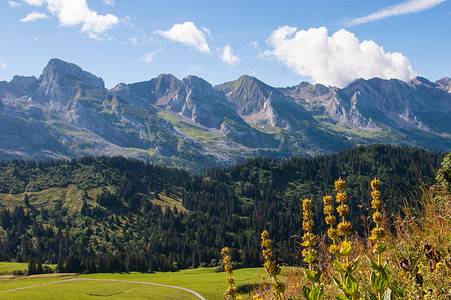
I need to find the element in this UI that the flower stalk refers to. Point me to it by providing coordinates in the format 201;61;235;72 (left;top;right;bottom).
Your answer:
368;179;391;300
221;247;237;299
301;199;324;300
261;230;285;300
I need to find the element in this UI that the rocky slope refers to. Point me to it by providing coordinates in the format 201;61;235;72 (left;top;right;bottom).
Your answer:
0;59;449;171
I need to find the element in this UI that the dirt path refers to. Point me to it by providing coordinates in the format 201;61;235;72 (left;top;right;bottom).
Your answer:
0;277;206;299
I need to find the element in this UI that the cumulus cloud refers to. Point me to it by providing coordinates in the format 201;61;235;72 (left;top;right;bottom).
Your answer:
20;11;48;22
21;0;118;40
155;21;210;54
142;52;156;63
348;0;446;26
220;45;241;66
261;26;417;88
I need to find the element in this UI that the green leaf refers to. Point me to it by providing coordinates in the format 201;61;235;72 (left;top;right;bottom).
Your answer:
332;275;342;287
364;288;378;300
374;243;387;255
310;286;324;300
370;271;377;288
379;269;389;292
344;274;359;295
368;257;381;271
304;252;318;264
372;269;389;294
334;259;346;273
302;286;311;299
305;269;316;282
336;295;350;300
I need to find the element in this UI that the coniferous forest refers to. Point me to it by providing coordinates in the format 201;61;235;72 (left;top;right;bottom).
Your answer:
0;144;444;274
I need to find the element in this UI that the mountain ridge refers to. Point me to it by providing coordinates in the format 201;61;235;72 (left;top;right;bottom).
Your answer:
0;58;449;172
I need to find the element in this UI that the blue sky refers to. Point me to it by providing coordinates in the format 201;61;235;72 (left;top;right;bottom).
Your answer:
0;0;450;88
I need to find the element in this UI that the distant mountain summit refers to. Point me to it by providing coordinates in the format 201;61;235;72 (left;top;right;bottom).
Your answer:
215;75;314;130
0;59;449;171
110;73;180;109
279;76;451;134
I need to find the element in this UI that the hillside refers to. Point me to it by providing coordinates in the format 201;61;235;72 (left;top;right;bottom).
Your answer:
0;145;444;273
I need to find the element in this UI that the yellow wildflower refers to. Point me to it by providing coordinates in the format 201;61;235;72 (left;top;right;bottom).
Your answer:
323;195;333;205
335;178;346;191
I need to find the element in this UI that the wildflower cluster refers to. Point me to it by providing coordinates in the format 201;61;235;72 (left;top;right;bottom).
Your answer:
261;230;285;299
324;178;360;299
367;179;391;300
221;247;237;299
323;195;339;256
302;199;317;268
301;199;324;300
370;179;387;258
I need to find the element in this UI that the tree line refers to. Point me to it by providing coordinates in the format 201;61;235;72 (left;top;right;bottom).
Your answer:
0;144;444;273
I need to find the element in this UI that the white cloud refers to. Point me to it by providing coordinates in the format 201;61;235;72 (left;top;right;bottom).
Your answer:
250;41;259;51
348;0;447;26
141;48;164;62
142;52;156;63
20;11;48;22
21;0;118;40
261;26;417;88
24;0;45;6
201;27;211;36
122;15;134;27
129;35;138;46
155;21;210;54
47;0;118;40
220;45;241;66
0;61;6;69
102;0;114;5
8;1;21;8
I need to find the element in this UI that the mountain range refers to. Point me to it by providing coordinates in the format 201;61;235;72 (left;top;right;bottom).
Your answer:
1;58;450;172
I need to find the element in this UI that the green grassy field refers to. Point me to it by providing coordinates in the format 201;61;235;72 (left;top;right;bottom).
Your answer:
0;267;267;299
0;262;56;275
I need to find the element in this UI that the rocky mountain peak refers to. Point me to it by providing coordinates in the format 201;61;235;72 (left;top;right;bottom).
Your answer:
110;73;181;107
40;58;105;90
154;74;180;91
10;75;39;90
435;77;451;93
409;76;436;88
164;75;239;129
182;75;213;91
215;74;281;116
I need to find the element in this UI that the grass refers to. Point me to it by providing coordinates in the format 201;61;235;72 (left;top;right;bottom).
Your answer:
0;267;266;299
81;268;265;299
0;185;104;211
158;111;220;142
151;187;186;212
0;262;57;276
0;279;199;299
0;262;28;275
